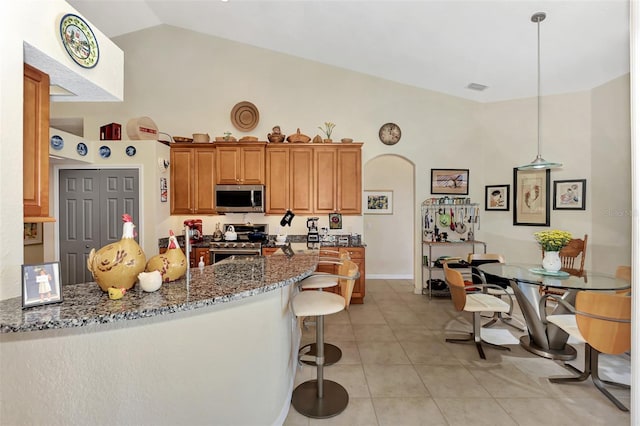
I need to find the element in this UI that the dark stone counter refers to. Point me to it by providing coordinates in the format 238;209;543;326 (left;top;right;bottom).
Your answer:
0;253;318;333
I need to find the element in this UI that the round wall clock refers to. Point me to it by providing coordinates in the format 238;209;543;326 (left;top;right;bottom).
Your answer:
60;14;100;69
379;122;401;145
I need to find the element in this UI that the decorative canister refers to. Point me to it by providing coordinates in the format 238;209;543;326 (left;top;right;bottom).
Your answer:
542;251;562;273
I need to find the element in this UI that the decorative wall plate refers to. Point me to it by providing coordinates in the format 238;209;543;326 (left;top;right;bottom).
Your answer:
230;101;259;131
99;146;111;158
126;146;136;157
60;14;100;69
76;142;88;156
50;135;64;150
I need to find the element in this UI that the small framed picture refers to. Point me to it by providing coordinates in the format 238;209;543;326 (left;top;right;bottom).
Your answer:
553;179;586;210
363;190;393;215
513;168;550;226
160;177;168;203
485;185;510;211
430;169;469;195
24;222;43;245
22;262;63;308
329;212;343;229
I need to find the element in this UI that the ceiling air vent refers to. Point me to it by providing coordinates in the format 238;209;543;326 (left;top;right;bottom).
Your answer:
466;83;488;91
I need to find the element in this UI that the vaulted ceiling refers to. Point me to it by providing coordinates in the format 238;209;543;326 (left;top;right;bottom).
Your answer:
68;0;629;103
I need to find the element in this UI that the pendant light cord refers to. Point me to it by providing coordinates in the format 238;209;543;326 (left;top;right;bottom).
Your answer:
536;14;542;158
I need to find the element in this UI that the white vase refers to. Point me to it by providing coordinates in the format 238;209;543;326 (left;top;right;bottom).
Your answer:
542;251;561;273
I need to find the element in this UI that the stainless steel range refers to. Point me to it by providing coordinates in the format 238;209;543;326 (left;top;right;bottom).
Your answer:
209;224;267;264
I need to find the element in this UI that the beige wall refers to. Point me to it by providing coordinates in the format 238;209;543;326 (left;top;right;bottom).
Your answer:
46;25;635;293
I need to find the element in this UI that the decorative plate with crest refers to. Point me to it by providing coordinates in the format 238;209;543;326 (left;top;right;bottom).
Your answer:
60;14;100;69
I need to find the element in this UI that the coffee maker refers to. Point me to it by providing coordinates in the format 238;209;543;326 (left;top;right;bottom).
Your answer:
183;219;203;244
306;217;319;245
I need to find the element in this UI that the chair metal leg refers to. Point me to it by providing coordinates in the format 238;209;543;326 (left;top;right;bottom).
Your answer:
549;344;629;411
292;314;349;418
446;312;511;360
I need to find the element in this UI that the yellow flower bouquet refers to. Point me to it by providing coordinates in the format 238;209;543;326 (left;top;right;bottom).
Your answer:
534;230;572;251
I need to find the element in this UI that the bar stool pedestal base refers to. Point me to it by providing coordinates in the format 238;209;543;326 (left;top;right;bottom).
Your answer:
291;379;349;419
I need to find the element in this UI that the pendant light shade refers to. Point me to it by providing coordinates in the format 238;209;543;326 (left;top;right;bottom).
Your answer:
518;12;562;170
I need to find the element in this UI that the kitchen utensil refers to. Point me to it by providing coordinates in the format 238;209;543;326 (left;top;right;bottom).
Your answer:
247;231;267;242
455;208;467;234
438;208;450;227
224;225;237;241
450;208;455;231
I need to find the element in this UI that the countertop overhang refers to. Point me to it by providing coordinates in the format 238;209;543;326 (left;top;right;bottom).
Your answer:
0;253;318;333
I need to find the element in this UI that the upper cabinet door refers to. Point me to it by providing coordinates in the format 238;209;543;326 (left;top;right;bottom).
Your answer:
216;144;265;184
313;147;337;213
23;64;50;219
337;147;362;214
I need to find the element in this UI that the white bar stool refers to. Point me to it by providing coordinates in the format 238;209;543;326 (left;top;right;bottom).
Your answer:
291;260;359;418
298;249;350;366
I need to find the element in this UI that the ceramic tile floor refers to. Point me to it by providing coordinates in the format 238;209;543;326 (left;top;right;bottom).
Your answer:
283;279;631;426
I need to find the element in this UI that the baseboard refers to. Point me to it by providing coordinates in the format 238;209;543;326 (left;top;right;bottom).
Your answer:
367;274;414;279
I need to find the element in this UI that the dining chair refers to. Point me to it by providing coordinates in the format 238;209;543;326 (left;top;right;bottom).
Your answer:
291;260;359;418
467;253;525;331
615;265;631;295
298;248;351;366
543;291;631;411
443;263;512;359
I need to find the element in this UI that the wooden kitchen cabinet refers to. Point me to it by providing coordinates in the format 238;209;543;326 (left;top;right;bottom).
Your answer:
266;143;362;215
170;145;216;214
265;145;313;214
316;246;365;304
314;145;362;215
23;63;51;220
215;143;265;184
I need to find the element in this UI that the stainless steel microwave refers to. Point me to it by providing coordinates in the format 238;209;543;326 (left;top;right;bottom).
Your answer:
215;184;265;213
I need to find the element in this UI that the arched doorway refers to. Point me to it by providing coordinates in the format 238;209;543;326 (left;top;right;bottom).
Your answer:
363;155;415;281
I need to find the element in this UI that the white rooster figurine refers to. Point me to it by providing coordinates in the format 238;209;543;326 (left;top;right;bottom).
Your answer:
87;214;147;292
145;230;187;282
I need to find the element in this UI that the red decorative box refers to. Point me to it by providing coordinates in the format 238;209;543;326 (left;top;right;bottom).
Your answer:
100;123;121;140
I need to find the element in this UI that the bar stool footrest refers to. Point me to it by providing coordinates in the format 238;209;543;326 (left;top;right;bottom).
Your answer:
299;343;342;366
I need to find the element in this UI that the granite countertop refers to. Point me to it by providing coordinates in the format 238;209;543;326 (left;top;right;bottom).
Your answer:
0;253;318;333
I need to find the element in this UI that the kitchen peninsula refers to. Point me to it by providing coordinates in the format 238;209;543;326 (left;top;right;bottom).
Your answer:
0;253;317;425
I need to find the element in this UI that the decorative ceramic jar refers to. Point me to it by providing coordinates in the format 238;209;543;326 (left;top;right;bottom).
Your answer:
542;251;561;273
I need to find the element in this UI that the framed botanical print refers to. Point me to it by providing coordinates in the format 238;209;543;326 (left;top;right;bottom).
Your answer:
485;185;510;211
553;179;586;210
513;168;550;226
430;169;469;195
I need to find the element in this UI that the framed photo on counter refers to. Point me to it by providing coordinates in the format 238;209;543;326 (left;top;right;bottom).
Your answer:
22;262;63;308
513;168;550;226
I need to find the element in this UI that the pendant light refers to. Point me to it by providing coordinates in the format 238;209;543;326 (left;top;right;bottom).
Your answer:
518;12;562;170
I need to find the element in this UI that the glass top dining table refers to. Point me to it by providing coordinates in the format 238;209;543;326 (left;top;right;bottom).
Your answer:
477;263;630;360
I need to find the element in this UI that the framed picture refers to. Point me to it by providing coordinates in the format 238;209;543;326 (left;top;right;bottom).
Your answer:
553;179;586;210
513;168;550;226
485;184;510;211
23;223;43;245
22;262;63;308
363;190;393;214
160;177;168;203
430;169;469;195
329;212;343;229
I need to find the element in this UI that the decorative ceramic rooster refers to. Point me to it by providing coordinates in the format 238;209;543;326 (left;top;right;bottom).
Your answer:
145;230;187;282
87;214;147;292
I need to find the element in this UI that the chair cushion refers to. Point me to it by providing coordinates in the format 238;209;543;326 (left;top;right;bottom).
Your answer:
299;274;338;289
292;290;345;317
465;293;510;313
487;287;514;296
547;314;586;343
